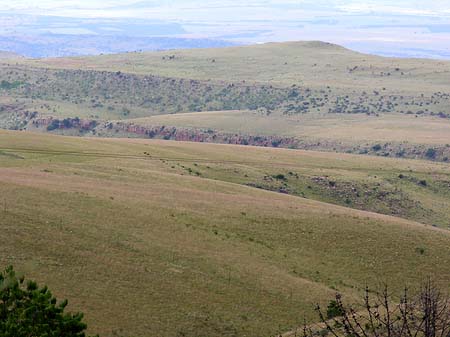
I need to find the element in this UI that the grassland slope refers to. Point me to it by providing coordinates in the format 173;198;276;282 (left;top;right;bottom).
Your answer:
1;130;450;337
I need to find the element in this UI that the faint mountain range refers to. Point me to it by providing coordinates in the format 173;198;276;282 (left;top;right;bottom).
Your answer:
0;34;235;58
0;50;23;58
0;13;235;58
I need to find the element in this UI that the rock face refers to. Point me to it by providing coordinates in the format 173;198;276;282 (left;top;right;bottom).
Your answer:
32;117;97;131
110;122;299;148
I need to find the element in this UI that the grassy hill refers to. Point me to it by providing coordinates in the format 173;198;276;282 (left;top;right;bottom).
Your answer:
1;41;450;238
19;41;450;92
1;41;450;121
1;130;450;336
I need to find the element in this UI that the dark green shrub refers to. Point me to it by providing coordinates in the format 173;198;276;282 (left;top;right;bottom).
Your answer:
425;148;437;159
416;247;426;255
372;144;382;151
326;299;344;319
271;140;281;147
46;119;60;131
273;174;287;181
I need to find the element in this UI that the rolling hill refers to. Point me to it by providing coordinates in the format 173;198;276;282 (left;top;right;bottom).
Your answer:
1;41;450;235
1;129;450;337
2;41;450;120
19;41;450;92
2;41;450;123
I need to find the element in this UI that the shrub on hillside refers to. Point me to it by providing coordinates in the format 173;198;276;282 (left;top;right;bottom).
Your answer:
273;174;287;181
46;119;60;131
325;300;344;319
372;144;382;152
425;148;437;159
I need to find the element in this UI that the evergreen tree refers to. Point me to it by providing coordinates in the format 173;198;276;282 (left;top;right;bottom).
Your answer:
0;266;96;337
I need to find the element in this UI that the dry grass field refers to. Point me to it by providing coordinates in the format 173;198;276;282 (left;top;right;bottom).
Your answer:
1;129;450;336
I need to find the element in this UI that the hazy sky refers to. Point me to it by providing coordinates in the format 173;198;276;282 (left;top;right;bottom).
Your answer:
3;1;450;18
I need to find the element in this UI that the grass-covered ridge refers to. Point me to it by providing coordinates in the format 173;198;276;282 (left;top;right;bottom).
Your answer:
1;130;450;337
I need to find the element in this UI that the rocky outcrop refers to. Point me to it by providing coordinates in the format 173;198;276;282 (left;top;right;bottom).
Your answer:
31;116;97;131
110;122;299;148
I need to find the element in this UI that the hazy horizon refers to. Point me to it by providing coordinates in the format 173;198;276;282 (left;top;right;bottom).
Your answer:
1;1;450;58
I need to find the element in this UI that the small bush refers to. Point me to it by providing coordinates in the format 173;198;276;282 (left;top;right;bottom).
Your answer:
416;247;426;255
326;300;344;319
372;144;382;151
273;174;287;181
425;148;437;159
46;119;60;131
419;180;428;187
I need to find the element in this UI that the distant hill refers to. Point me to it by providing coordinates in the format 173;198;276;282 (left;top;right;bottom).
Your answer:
23;40;450;92
9;40;450;120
